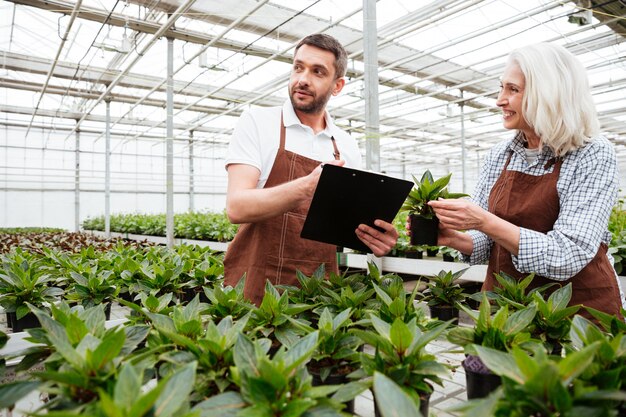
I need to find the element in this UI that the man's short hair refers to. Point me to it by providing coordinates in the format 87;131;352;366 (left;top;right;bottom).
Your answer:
294;33;348;79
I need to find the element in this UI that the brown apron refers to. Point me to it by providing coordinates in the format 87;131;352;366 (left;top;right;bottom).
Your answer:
483;152;623;318
223;115;341;305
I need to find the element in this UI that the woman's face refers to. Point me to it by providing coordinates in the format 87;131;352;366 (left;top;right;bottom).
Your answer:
496;63;535;138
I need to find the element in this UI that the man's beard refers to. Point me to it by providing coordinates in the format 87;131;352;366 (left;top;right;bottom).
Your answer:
289;85;334;114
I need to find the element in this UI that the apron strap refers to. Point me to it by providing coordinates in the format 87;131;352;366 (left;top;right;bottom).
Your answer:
330;136;341;160
279;113;286;151
280;111;341;161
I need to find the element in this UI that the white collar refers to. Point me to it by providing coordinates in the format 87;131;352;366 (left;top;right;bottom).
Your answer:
282;100;334;138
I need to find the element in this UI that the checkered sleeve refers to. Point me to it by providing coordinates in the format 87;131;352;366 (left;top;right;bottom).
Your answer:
512;138;618;280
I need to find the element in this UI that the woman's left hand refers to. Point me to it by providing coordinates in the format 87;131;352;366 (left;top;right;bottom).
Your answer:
428;199;488;231
356;220;399;257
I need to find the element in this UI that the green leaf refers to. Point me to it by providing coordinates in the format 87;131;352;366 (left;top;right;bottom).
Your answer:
283;331;318;374
389;319;412;353
90;329;125;371
558;341;600;384
28;304;83;369
114;363;142;410
0;381;40;408
154;361;197;417
372;372;422;417
474;346;524;384
192;392;245;417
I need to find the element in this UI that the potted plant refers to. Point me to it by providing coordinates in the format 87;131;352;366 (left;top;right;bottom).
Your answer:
567;314;626;414
0;249;63;332
196;331;352;416
64;269;118;319
401;170;468;246
249;281;312;352
419;268;469;322
528;283;580;355
478;271;557;311
447;294;539;399
306;307;364;414
439;246;459;262
456;343;626;416
202;278;254;321
352;315;452;417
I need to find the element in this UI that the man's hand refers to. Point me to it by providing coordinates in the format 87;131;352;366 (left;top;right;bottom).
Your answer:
356;220;399;257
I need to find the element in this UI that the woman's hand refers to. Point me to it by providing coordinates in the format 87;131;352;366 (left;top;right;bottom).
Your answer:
428;198;488;231
356;220;399;257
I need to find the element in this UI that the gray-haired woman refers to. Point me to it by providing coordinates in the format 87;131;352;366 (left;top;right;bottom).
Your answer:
429;42;624;319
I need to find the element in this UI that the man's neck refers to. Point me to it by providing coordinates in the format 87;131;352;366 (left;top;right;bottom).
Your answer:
295;108;327;134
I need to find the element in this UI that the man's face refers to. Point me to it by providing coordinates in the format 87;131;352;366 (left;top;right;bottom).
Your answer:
289;44;345;115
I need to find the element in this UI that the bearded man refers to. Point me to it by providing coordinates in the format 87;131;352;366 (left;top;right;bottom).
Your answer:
223;33;398;304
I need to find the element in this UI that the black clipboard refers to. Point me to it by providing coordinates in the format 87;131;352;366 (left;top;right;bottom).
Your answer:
300;164;413;253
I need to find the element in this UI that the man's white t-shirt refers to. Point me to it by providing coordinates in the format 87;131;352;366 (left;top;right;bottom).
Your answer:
225;100;362;189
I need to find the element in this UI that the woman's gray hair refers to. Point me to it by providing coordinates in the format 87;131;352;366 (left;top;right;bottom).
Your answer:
508;42;599;156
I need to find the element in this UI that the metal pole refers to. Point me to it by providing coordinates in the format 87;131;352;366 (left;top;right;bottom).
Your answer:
166;36;174;248
363;0;380;172
74;126;80;232
105;99;111;237
189;131;195;212
460;90;466;194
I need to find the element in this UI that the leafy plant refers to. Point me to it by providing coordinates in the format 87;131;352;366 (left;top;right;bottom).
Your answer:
203;278;253;321
249;281;312;350
371;276;428;326
352;315;452;401
400;170;468;219
4;303;149;411
529;283;580;353
566;314;626;412
0;248;63;320
307;307;363;382
447;293;538;354
197;331;351;417
64;269;118;311
420;268;469;308
456;343;626;417
478;271;557;311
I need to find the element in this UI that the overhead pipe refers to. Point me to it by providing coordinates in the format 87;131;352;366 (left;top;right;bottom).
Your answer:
24;0;82;139
63;0;197;142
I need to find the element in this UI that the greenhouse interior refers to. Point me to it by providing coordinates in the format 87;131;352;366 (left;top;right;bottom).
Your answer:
1;0;626;416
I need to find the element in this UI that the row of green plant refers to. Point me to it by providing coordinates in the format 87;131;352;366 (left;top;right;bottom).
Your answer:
0;242;224;323
1;256;460;416
81;211;239;242
0;227;65;234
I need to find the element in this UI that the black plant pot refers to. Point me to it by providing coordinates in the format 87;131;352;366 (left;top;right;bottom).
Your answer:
310;370;355;414
429;305;459;323
405;249;423;259
409;214;439;246
443;253;455;262
7;311;40;332
463;356;502;399
426;248;439;257
374;389;430;417
179;288;209;304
